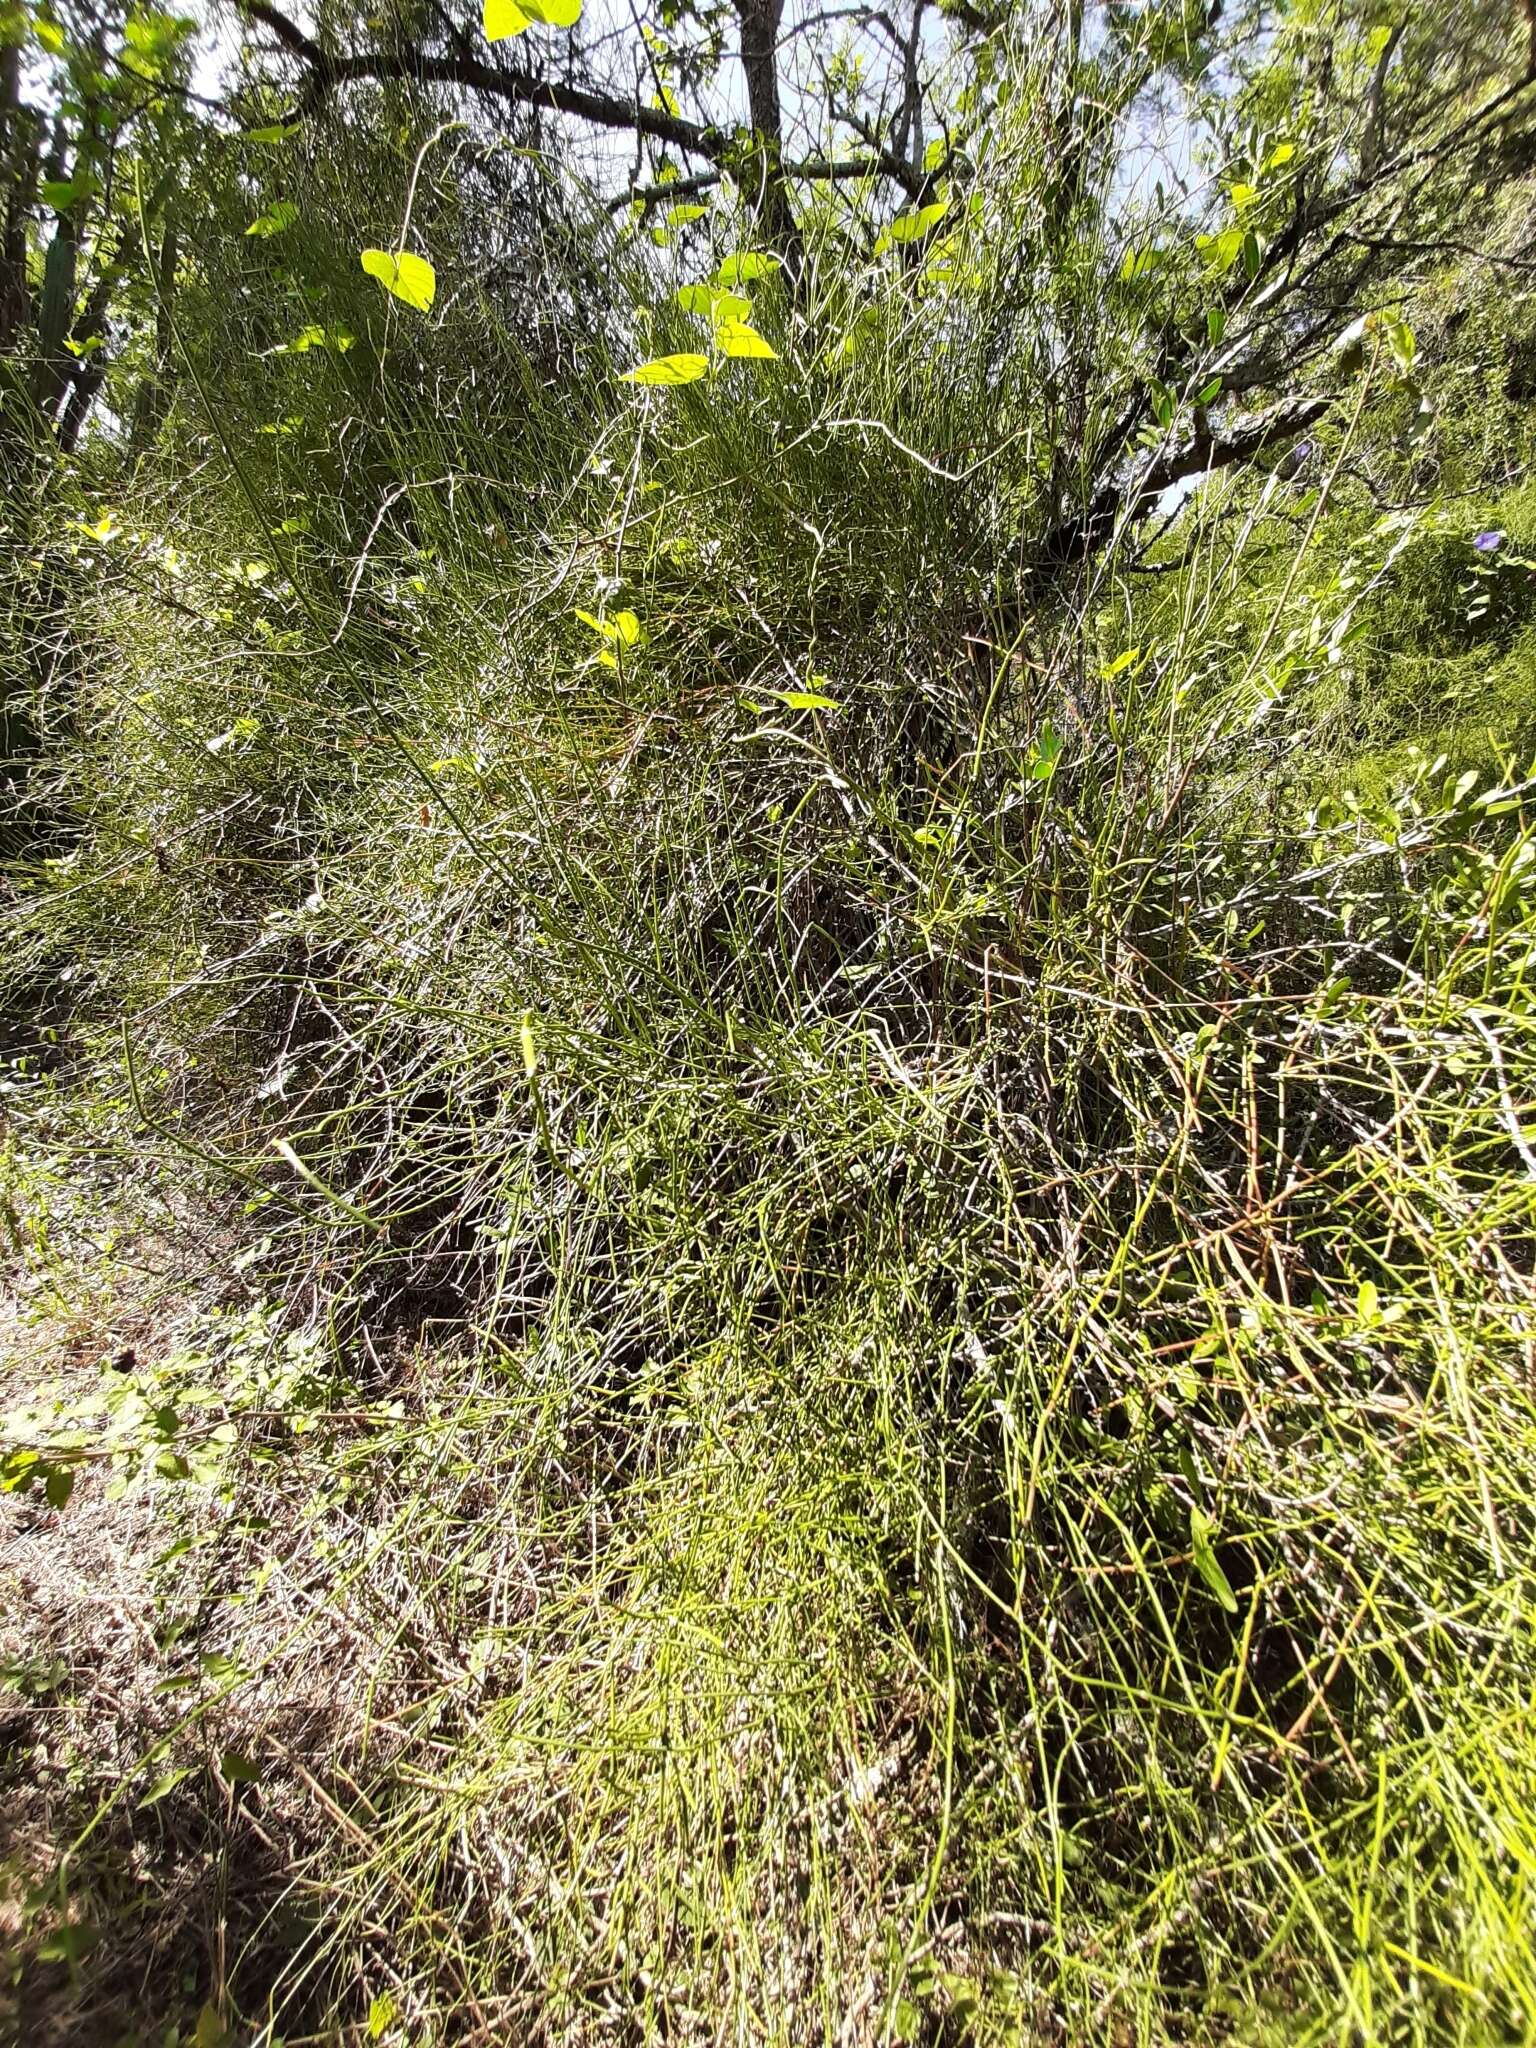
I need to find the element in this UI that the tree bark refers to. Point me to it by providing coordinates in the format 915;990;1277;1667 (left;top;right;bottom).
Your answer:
734;0;804;276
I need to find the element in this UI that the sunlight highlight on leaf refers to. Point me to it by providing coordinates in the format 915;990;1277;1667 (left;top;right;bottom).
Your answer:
484;0;579;37
575;608;642;645
620;353;709;385
715;251;780;285
675;284;751;322
877;199;949;252
360;248;436;312
766;685;839;712
714;318;777;360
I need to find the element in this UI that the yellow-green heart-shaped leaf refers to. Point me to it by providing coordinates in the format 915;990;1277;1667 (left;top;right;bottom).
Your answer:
714;318;777;360
620;353;709;385
484;0;578;36
716;251;780;285
575;608;642;645
876;198;950;253
360;247;436;312
675;284;751;322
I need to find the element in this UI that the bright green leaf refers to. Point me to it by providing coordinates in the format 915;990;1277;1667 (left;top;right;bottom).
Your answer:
675;284;751;322
882;198;949;247
484;0;579;36
1027;720;1063;780
574;608;641;644
360;247;436;312
715;251;780;285
714;318;777;360
1385;318;1416;375
270;323;353;355
1197;225;1245;274
620;352;709;385
767;687;839;712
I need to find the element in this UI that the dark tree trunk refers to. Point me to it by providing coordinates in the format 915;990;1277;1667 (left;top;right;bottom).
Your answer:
735;0;804;282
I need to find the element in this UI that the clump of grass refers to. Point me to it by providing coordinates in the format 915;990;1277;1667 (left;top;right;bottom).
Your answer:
5;113;1536;2048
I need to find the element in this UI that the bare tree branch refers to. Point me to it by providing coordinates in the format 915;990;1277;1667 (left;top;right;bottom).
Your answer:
238;0;926;233
1036;392;1336;579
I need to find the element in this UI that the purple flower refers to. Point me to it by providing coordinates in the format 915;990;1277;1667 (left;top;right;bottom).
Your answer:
1473;530;1505;553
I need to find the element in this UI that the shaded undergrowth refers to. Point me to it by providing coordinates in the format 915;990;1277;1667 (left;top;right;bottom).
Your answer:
6;115;1536;2048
